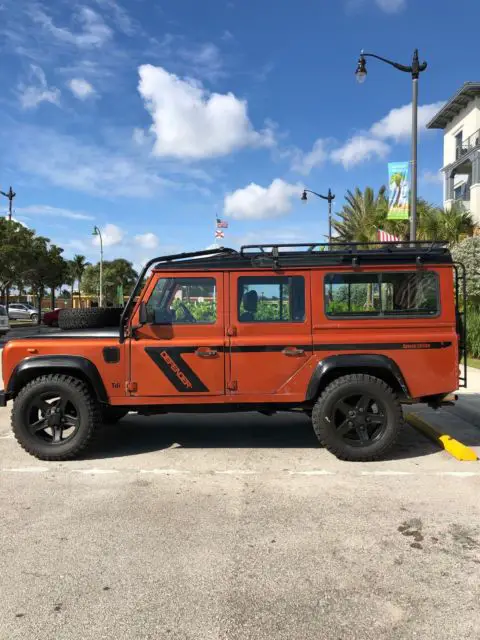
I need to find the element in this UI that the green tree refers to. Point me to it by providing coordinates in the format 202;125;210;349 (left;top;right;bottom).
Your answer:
23;239;67;322
82;259;138;304
333;186;388;242
69;255;90;306
417;203;474;245
45;246;69;310
451;236;480;303
0;218;42;305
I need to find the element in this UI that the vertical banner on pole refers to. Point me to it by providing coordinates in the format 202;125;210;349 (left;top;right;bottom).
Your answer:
387;161;410;220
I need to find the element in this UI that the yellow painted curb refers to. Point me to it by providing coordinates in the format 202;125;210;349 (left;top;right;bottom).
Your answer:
406;413;478;462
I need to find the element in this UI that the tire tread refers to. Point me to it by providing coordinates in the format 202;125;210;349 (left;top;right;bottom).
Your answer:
11;374;100;461
312;373;403;461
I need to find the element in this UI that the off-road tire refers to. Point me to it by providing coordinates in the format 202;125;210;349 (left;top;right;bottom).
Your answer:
312;373;403;462
58;307;123;330
101;407;128;424
12;374;101;460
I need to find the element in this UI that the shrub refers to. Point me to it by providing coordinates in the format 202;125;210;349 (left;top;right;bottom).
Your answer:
467;305;480;359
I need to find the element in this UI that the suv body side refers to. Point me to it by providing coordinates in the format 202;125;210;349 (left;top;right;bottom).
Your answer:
1;262;460;408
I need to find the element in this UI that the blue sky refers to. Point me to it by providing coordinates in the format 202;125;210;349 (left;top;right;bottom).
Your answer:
0;0;477;268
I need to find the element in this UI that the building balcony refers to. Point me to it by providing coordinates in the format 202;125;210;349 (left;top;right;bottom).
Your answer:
455;128;480;160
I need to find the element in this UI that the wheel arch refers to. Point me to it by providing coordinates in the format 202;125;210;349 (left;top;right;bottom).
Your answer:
7;355;109;403
306;354;410;402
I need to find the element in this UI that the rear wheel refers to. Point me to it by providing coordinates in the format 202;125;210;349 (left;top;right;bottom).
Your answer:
312;374;403;461
12;374;101;460
30;314;38;324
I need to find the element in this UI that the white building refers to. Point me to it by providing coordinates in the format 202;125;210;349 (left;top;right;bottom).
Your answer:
427;82;480;226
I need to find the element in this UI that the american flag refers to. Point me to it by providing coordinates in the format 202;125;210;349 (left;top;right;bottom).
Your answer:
377;229;400;243
215;229;225;239
216;217;228;229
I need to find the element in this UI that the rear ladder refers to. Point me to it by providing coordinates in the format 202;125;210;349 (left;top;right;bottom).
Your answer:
453;262;467;388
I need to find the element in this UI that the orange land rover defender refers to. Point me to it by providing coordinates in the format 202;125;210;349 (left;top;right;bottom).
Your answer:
0;242;467;462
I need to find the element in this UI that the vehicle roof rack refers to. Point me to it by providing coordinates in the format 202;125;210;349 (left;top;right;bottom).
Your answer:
239;241;448;256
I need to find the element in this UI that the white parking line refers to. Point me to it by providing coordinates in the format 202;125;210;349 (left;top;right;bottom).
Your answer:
139;468;190;475
72;469;120;475
1;466;49;473
0;467;479;477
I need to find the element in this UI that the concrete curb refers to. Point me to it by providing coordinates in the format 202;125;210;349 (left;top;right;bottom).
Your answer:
406;413;478;462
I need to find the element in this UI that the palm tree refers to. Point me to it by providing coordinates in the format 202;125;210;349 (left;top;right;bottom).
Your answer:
333;186;388;242
69;255;90;307
417;202;474;245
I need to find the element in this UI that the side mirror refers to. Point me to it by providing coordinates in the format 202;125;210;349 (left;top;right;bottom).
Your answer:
138;301;148;325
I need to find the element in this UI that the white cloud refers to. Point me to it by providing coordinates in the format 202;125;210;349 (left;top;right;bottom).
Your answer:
370;101;445;141
92;223;124;247
32;6;113;48
93;0;137;36
138;64;274;160
134;232;159;249
291;138;329;175
224;179;299;220
15;205;94;220
375;0;406;12
17;65;60;109
68;78;95;99
422;170;443;185
178;42;224;81
331;135;390;169
11;127;180;198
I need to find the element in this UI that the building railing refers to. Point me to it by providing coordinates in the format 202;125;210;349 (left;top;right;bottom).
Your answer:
456;128;480;160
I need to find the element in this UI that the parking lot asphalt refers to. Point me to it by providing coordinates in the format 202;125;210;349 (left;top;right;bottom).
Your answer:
1;405;480;638
1;344;480;639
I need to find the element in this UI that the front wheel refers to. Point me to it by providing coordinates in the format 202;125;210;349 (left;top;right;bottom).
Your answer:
312;374;403;461
12;374;101;460
30;314;38;324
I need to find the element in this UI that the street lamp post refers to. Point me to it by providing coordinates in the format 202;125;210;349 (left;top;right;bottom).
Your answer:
0;186;16;221
301;188;336;244
355;49;427;242
92;226;103;307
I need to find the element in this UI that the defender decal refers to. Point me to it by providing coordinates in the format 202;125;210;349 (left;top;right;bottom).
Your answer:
145;347;209;393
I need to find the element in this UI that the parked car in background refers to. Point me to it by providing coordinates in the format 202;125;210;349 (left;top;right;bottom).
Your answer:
7;303;39;324
0;305;10;335
43;308;61;327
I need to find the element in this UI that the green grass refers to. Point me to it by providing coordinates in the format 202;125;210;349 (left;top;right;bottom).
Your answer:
467;357;480;370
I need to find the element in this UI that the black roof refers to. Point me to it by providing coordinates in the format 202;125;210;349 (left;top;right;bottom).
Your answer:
152;242;453;271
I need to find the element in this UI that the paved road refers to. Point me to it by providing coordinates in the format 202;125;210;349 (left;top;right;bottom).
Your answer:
1;393;480;640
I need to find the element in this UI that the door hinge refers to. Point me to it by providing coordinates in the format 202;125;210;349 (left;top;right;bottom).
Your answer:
226;325;237;337
227;380;238;391
126;381;138;393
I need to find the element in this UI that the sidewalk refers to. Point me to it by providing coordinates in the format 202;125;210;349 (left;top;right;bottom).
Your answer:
448;366;480;428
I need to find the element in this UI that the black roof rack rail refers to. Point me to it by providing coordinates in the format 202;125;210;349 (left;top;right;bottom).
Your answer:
119;247;237;343
240;241;448;256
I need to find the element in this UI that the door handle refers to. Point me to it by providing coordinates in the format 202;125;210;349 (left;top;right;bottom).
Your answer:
282;347;305;357
196;348;218;358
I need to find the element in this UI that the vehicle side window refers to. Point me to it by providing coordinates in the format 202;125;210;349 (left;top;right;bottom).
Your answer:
324;271;439;317
0;306;6;316
146;277;217;324
237;276;305;323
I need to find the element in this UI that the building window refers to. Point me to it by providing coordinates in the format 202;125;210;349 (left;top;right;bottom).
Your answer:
238;276;305;323
324;272;439;318
147;277;216;324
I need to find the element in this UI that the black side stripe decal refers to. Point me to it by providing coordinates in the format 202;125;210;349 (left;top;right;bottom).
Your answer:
145;347;209;393
229;341;452;353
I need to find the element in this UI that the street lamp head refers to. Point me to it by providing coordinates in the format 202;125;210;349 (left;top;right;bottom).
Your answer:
355;54;367;84
301;190;308;203
92;226;99;236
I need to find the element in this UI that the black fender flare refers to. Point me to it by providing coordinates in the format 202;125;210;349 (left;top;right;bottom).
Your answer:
305;354;410;401
6;355;109;403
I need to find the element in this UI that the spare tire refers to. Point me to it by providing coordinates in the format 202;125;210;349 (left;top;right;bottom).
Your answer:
58;307;123;330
